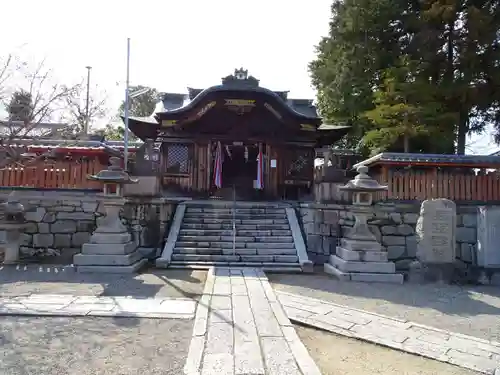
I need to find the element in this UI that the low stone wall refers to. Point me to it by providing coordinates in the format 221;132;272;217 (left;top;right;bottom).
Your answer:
298;202;479;269
0;191;178;263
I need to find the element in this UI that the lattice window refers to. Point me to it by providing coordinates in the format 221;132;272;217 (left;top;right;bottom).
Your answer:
165;144;190;174
285;149;313;179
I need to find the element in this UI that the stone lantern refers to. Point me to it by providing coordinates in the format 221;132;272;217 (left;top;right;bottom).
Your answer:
0;193;30;264
73;157;146;273
88;157;137;197
324;165;403;283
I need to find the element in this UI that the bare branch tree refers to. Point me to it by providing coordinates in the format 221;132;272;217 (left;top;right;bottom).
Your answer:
0;54;82;170
61;81;109;137
0;54;14;102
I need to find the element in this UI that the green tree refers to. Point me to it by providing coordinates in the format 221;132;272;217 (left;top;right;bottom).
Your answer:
362;59;456;154
363;69;427;153
118;85;159;117
309;0;409;151
310;0;500;155
418;1;500;154
99;123;138;142
7;90;33;123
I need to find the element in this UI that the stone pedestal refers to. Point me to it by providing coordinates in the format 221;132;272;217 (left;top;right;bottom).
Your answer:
314;181;350;203
73;198;147;273
324;206;403;284
314;166;350;203
124;176;160;196
0;222;30;264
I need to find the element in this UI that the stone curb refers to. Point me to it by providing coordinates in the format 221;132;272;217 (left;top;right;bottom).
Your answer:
277;291;500;375
0;294;196;319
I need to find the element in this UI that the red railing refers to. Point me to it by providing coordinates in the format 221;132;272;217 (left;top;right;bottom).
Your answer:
0;158;106;189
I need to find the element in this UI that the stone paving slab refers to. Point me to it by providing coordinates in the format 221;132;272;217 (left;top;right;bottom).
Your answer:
277;290;500;375
184;267;321;375
0;294;196;319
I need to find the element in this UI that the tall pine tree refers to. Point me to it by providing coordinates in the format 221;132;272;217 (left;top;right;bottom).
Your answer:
310;0;500;155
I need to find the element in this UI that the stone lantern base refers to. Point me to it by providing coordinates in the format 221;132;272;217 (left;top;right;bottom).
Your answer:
0;222;30;264
324;235;404;284
73;198;147;273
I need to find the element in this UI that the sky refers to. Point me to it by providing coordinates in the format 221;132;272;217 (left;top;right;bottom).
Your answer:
0;0;496;154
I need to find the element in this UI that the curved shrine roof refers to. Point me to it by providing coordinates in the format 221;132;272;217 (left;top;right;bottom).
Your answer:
125;68;351;144
159;68;319;120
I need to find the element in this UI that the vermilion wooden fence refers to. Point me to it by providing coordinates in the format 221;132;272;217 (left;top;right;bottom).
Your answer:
375;170;500;201
0;158;106;189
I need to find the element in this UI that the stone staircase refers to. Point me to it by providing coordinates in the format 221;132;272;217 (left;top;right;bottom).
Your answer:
156;201;312;272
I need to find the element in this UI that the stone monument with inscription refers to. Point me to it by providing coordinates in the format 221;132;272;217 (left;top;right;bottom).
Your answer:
410;198;457;283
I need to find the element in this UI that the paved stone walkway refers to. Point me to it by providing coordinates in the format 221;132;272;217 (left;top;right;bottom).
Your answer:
0;294;196;319
184;267;321;375
277;290;500;375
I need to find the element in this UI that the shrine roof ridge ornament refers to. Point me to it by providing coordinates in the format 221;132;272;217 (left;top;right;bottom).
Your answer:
221;68;260;88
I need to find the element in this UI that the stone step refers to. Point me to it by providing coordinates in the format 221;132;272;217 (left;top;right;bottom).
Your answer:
175;240;295;249
182;218;288;225
186;208;286;215
174;248;298;256
177;236;293;243
185;201;287;209
249;242;296;249
169;260;301;267
173;248;224;255
167;263;303;273
171;254;299;263
177;235;252;242
175;241;246;249
180;226;292;237
181;223;290;230
183;213;287;220
178;229;292;236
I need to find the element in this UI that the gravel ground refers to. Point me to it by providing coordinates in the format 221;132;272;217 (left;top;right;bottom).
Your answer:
0;265;206;300
0;316;192;375
295;325;479;375
269;272;500;342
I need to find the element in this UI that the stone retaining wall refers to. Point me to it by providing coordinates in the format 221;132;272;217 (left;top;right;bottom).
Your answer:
298;202;480;269
0;192;177;262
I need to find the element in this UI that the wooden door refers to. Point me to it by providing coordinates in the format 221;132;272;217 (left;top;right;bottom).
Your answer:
192;142;210;192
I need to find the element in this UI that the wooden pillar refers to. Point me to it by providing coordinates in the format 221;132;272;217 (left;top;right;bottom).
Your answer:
206;141;212;192
381;165;390;199
266;143;279;198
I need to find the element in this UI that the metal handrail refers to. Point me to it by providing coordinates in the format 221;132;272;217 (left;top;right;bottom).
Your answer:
232;183;236;256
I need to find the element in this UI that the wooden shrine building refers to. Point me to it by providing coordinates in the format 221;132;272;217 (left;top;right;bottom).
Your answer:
127;68;349;200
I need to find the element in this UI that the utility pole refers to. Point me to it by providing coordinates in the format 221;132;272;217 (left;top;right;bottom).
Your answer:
85;66;92;134
124;38;131;170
